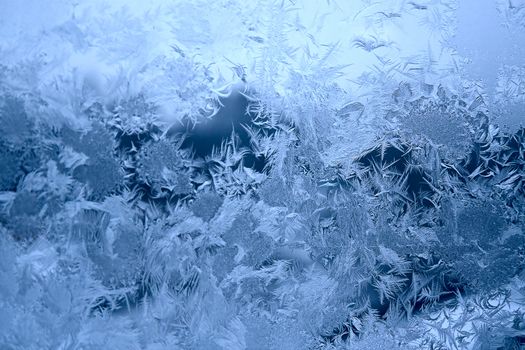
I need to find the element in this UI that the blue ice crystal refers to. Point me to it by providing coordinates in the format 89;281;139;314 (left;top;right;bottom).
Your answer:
0;1;524;349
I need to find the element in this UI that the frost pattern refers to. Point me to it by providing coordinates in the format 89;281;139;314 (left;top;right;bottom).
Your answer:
0;1;524;350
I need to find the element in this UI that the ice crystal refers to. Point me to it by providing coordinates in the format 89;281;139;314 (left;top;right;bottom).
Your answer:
1;1;525;349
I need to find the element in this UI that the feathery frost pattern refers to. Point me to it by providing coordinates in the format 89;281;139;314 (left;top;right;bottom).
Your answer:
0;0;524;349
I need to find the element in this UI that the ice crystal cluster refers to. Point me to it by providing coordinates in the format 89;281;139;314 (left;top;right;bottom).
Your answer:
0;1;524;349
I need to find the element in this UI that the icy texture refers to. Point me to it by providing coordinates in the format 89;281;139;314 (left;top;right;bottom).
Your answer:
0;1;524;349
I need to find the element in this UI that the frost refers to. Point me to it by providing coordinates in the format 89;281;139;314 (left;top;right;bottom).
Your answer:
1;0;525;349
